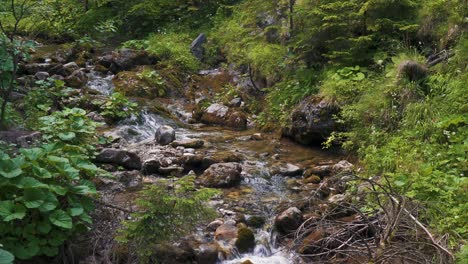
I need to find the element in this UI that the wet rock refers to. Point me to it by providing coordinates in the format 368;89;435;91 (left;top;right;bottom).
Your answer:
141;159;161;175
21;63;54;74
190;33;206;61
235;226;255;253
86;112;105;122
215;223;238;242
158;165;184;176
114;170;142;190
155;125;176;145
199;162;242;188
207;219;224;232
63;62;79;75
245;215;266;228
96;148;142;170
0;131;41;148
108;49;158;73
306;160;354;178
35;71;50;80
303;175;321;184
171;139;204;149
200;103;247;130
152;241;195;264
65;69;88;88
250;133;263;141
228;97;242;108
280;163;303;176
284;96;340;144
274;207;303;234
9;92;26;102
196;243;219;264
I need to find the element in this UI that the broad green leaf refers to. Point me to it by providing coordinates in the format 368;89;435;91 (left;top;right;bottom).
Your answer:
0;201;14;218
49;210;72;229
69;207;84;216
32;165;52;179
37;221;52;234
18;177;47;188
3;204;26;222
0;159;23;178
0;248;14;264
38;192;59;212
49;185;68;195
23;189;45;209
20;148;44;161
58;132;76;141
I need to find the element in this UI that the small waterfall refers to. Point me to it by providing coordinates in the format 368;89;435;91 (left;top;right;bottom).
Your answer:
86;70;115;95
107;110;179;143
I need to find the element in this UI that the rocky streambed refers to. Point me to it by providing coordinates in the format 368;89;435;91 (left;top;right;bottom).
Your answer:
15;45;357;264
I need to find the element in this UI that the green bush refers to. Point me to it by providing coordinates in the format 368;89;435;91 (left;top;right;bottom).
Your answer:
146;33;200;72
99;92;138;123
0;108;102;260
117;176;218;260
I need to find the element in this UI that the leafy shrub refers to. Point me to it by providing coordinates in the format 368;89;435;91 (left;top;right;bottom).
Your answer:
100;92;138;123
0;248;14;264
122;39;149;50
38;108;102;155
117;176;218;260
146;33;200;72
0;108;102;260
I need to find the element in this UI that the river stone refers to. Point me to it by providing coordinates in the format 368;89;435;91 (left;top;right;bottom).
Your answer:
274;207;303;234
171;139;205;148
235;226;255;253
114;170;142;190
63;62;79;75
190;33;207;61
283;96;340;145
228;97;242;108
96;148;142;170
215;223;238;242
196;243;219;264
65;69;88;88
141;159;161;175
155;125;176;145
280;163;303;176
109;49;158;73
207;219;224;231
35;71;50;80
199;162;242;188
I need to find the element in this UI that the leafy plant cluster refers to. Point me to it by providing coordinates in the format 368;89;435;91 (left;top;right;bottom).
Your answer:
116;176;218;260
0;107;103;260
98;92;138;123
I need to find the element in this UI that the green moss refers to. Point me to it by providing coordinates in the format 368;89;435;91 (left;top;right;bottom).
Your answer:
235;226;255;253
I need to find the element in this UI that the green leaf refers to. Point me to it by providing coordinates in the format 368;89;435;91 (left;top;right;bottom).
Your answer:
32;165;52;179
20;148;44;161
23;189;46;209
58;132;76;141
69;207;84;217
0;248;14;264
37;221;52;234
49;210;72;229
0;159;23;178
38;192;59;212
0;202;26;221
18;177;47;188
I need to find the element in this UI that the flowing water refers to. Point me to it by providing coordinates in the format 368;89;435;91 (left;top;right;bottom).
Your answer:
88;69;341;264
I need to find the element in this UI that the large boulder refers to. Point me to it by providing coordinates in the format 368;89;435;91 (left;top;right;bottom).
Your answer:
284;96;339;145
100;49;158;73
155;125;176;145
190;33;207;61
65;69;88;88
199;162;242;188
200;103;247;130
95;148;142;170
274;207;303;234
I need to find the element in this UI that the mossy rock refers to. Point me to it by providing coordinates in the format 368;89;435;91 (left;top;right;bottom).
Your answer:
235;226;255;253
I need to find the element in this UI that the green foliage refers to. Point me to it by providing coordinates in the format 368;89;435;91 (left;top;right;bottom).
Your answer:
0;108;103;260
38;108;102;155
122;39;149;50
320;66;369;103
100;92;138;122
146;33;200;72
117;176;218;260
0;248;14;264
